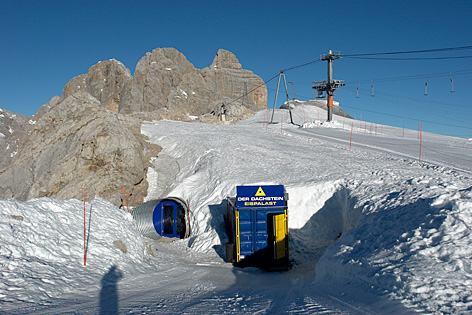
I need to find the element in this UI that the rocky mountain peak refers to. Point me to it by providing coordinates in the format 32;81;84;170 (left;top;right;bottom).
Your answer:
0;47;268;206
210;49;242;70
118;47;267;115
62;59;132;113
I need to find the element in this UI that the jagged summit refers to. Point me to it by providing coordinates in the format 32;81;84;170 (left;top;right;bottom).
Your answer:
60;47;267;116
211;49;243;70
0;47;268;206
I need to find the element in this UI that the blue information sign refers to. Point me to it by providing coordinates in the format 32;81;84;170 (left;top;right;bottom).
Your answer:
236;185;285;208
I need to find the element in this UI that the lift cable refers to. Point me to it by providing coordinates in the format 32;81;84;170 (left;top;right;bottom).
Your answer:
343;69;472;84
343;85;472;109
345;55;472;61
341;103;472;131
223;59;323;108
290;69;472;85
340;88;472;129
222;45;472;124
285;85;472;129
343;45;472;57
264;85;472;134
343;86;472;126
227;45;472;108
223;72;279;108
282;59;322;72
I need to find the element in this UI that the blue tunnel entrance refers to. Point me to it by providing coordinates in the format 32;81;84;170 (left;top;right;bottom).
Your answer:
132;197;189;240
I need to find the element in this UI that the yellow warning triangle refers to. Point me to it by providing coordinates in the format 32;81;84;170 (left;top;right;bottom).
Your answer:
255;187;266;196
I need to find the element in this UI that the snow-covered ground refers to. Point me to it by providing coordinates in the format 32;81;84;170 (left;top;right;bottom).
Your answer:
1;104;472;314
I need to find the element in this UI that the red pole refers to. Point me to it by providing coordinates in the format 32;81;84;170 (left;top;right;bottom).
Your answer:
121;187;129;212
186;198;190;238
419;122;423;162
350;122;353;151
281;115;283;135
83;183;86;266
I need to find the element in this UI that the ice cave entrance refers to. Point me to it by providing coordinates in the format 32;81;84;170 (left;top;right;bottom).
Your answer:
131;197;189;240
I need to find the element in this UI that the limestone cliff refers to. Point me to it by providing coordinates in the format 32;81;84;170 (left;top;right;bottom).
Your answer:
0;47;267;206
118;48;267;115
0;92;160;207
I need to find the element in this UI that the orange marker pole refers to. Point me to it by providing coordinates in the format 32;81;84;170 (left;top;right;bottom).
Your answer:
186;198;190;238
281;115;283;135
83;183;86;266
122;187;129;212
350;122;353;151
419;122;423;162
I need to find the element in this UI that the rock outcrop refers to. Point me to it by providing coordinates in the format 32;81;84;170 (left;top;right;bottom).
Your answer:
0;47;267;206
0;92;161;207
62;59;133;113
201;49;267;112
0;108;28;172
118;48;267;116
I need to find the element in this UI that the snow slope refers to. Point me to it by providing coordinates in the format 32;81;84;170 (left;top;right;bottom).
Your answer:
1;103;472;313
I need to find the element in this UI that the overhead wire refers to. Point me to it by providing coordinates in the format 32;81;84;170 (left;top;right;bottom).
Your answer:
342;86;472;123
345;55;472;60
339;89;472;131
343;69;472;84
223;45;472;137
276;85;472;131
343;45;472;57
225;59;323;107
343;85;471;109
224;72;279;107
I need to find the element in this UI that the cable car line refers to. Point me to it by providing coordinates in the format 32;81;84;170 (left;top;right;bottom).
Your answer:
294;69;472;85
343;85;471;109
343;45;472;57
343;86;472;125
342;89;472;129
345;55;472;60
340;103;472;130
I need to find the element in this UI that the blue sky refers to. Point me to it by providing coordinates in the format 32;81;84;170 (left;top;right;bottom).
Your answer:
1;0;471;137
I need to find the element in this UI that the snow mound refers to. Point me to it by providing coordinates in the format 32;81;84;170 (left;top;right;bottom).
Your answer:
0;197;151;304
2;105;472;313
316;181;472;313
141;107;472;313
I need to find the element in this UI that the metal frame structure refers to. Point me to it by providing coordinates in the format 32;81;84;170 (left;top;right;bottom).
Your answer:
270;71;294;125
314;50;345;121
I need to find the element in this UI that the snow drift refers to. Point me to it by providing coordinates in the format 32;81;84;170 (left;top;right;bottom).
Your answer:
1;102;472;313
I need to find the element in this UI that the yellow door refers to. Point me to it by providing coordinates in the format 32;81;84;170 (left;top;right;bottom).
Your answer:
274;212;287;259
235;211;240;262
